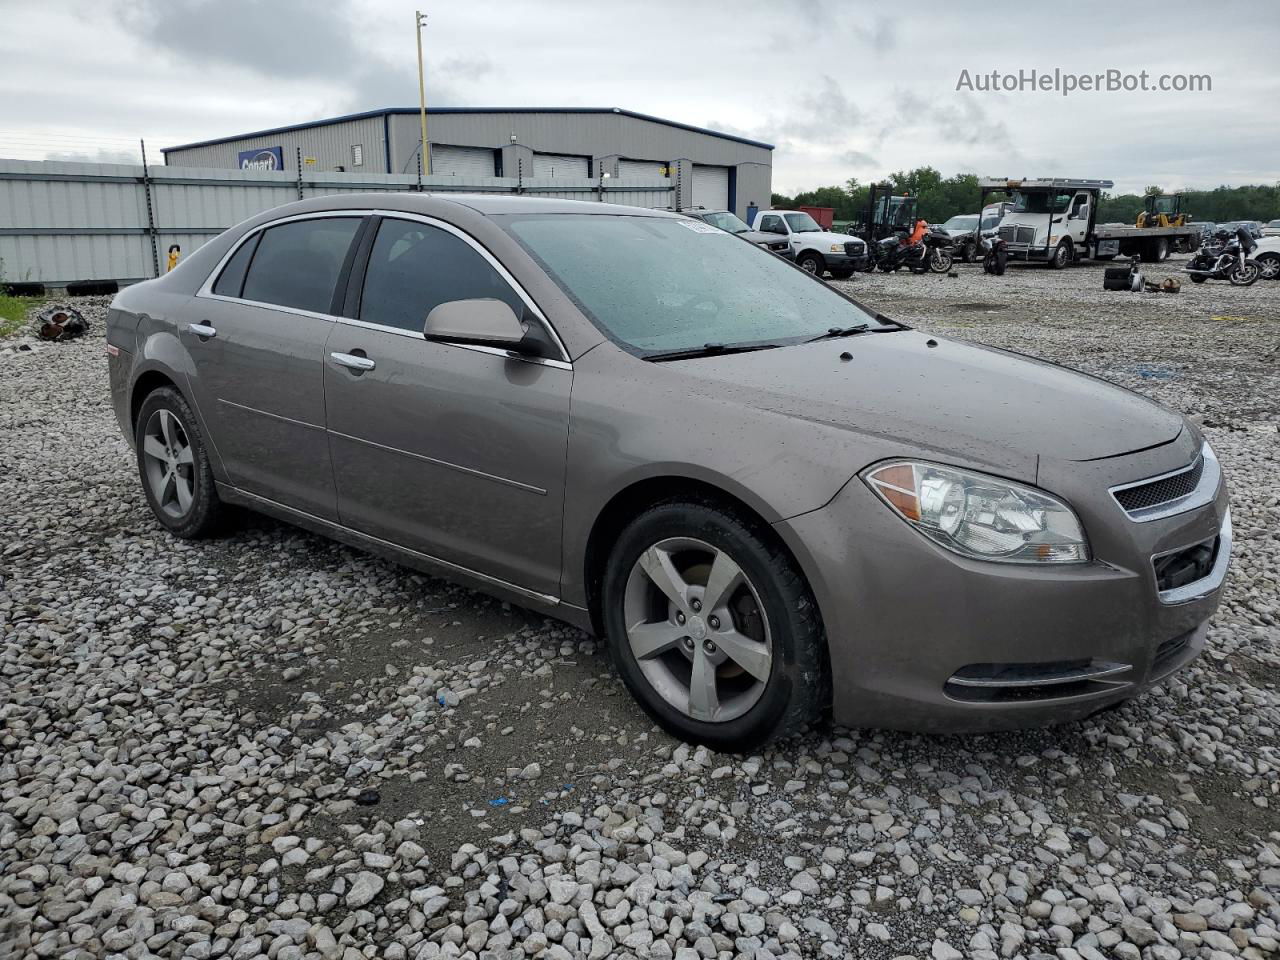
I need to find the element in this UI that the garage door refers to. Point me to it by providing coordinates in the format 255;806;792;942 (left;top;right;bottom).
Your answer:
431;145;495;177
533;153;589;178
618;159;667;179
692;165;730;210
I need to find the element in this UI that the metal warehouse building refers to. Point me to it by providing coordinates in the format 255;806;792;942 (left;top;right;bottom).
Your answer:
162;107;773;220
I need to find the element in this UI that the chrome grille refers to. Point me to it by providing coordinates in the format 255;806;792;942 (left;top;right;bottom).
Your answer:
1115;456;1204;514
844;241;864;256
998;225;1036;244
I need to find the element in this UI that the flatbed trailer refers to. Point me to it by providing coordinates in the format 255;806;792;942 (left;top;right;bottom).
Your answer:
978;178;1201;266
1091;222;1201;261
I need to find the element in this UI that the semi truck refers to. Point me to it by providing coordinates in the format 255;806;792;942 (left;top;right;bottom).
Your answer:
978;178;1202;267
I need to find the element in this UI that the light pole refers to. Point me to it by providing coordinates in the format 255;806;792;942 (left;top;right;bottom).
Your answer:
415;10;430;175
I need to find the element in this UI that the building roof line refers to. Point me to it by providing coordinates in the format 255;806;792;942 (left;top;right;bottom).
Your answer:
160;107;774;154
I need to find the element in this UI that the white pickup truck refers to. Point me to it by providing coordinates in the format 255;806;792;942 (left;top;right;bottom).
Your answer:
751;210;869;278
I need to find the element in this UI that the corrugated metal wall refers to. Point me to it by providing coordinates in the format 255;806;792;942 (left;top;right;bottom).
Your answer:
161;111;771;218
161;116;391;173
0;159;674;284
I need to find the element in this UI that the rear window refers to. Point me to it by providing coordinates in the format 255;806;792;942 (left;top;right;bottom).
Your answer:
240;217;362;314
212;233;260;298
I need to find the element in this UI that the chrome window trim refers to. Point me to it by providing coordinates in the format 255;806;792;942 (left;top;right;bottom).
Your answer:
195;207;573;367
1154;508;1232;605
1109;441;1220;522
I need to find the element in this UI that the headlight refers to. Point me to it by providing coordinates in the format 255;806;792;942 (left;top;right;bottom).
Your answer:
864;461;1089;563
829;244;845;253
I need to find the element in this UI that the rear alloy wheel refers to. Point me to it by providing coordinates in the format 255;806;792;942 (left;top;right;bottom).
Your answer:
135;387;224;538
1256;252;1280;280
797;252;825;276
603;501;828;750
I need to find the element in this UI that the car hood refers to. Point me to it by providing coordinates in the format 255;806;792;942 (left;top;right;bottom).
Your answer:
679;331;1184;478
794;230;864;248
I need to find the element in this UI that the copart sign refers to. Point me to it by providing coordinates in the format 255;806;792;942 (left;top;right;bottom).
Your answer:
238;146;284;171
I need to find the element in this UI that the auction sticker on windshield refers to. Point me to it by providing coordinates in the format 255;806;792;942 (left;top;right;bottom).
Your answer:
677;220;726;234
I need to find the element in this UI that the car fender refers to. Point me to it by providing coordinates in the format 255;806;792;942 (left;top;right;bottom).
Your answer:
131;313;230;482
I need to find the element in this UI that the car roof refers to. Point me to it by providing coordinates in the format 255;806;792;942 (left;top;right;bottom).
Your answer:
259;192;685;219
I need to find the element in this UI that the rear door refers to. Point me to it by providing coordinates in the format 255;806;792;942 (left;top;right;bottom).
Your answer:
188;213;364;519
322;215;571;596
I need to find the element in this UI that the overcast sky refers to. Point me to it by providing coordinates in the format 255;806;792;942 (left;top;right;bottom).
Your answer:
2;0;1277;196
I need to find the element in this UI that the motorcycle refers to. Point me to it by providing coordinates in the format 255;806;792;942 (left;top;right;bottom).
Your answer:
1185;227;1262;286
978;230;1008;276
922;226;954;273
865;229;934;274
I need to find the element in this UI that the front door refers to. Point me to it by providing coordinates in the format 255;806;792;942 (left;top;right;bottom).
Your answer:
187;214;365;519
322;215;571;596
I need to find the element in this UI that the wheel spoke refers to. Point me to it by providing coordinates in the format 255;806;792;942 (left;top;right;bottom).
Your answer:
159;472;177;508
174;444;194;466
159;410;176;448
701;550;744;614
174;475;193;513
714;628;772;683
142;436;167;462
627;620;683;661
639;547;690;614
687;649;719;721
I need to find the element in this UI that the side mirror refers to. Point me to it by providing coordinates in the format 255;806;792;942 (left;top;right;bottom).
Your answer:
424;298;526;348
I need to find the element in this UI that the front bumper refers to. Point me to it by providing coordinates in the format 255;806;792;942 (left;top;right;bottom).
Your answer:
824;252;870;271
775;431;1230;732
1002;242;1052;261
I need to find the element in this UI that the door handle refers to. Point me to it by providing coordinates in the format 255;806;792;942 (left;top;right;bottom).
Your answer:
189;322;217;339
330;352;376;372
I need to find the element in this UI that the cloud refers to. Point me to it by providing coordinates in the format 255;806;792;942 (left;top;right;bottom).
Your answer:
45;147;142;164
840;149;877;166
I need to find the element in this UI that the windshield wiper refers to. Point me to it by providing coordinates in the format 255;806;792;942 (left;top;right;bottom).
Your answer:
643;342;783;362
806;324;869;342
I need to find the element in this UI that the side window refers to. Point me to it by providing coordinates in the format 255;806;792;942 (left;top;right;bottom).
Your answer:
241;217;361;314
760;214;784;233
212;232;259;297
359;218;524;332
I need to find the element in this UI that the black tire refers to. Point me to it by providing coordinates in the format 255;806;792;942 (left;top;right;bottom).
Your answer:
797;252;825;276
928;249;953;273
1049;239;1072;269
1229;259;1261;287
958;241;973;264
829;268;855;280
601;499;829;751
1155;238;1170;261
1256;252;1280;280
1190;274;1207;284
134;386;224;538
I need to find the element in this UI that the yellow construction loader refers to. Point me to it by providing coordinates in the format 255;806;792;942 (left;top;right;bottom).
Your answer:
1137;193;1187;228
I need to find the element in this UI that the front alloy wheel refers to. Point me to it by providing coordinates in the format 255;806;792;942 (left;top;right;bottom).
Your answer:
624;538;772;724
602;500;828;749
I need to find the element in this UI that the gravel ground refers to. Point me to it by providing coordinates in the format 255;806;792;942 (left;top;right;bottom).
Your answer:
1;258;1278;960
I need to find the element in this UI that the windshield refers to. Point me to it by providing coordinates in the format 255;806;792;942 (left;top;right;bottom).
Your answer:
783;212;822;233
1010;191;1072;214
503;214;888;354
699;211;750;234
980;215;1002;231
942;216;978;231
